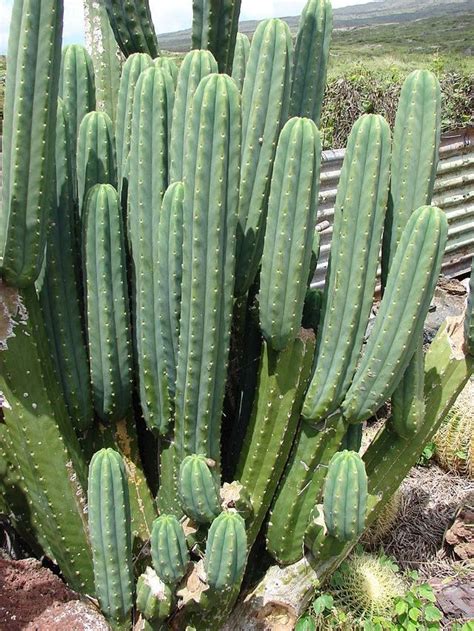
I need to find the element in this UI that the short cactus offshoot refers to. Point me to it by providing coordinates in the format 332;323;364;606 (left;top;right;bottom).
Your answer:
1;0;473;628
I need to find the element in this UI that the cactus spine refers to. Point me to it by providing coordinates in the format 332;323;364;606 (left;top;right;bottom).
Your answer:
83;184;133;422
204;512;247;591
323;451;368;541
235;19;293;295
77;111;117;217
303;114;391;422
169;50;218;184
128;66;175;433
39;99;93;431
192;0;242;73
88;449;134;629
105;0;160;58
290;0;332;125
231;33;250;92
175;74;241;464
151;515;190;585
179;455;222;524
259;118;321;350
1;0;63;287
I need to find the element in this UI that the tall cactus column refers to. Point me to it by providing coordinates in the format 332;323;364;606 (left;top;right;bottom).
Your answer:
1;0;63;286
192;0;242;73
175;74;241;467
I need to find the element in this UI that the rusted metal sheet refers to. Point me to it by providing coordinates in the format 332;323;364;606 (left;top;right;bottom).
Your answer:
313;127;474;288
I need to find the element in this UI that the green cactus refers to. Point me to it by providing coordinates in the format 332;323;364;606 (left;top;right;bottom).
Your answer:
136;567;174;623
116;52;153;195
204;512;247;591
192;0;242;73
105;0;159;58
169;50;218;184
307;231;321;287
259;117;321;351
77;111;117;217
342;206;447;424
290;0;332;125
0;283;94;593
88;448;134;629
466;258;474;355
303;114;391;422
235;18;293;296
236;336;315;544
151;515;190;585
179;455;222;524
83;184;133;422
83;0;122;123
128;65;175;433
302;288;323;332
175;73;240;464
59;44;96;176
231;33;250;92
39;99;93;431
155;56;179;86
1;0;63;287
323;451;368;542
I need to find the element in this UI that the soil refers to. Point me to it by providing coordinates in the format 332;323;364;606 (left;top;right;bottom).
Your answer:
0;558;109;630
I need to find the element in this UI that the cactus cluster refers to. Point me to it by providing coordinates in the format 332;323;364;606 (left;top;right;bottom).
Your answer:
0;0;473;629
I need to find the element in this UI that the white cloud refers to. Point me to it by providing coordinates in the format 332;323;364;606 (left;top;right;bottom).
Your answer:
0;0;371;53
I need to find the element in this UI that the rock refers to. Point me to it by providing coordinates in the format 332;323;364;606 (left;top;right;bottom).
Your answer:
25;600;111;631
444;503;474;561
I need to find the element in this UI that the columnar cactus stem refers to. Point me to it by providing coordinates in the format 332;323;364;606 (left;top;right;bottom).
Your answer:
0;282;94;593
59;44;96;182
77;111;117;217
155;56;179;86
136;567;174;623
169;50;218;184
465;258;474;355
303;114;391;422
83;184;133;422
259;117;321;351
235;18;293;296
204;512;247;591
231;33;250;92
175;74;241;464
116;52;153;196
39;99;93;431
1;0;63;287
151;515;190;585
83;0;122;123
105;0;160;58
289;0;333;125
236;336;315;544
179;455;222;524
192;0;242;73
88;448;134;629
128;66;175;433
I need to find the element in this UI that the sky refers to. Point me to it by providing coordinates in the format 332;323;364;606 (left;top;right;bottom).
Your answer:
0;0;370;53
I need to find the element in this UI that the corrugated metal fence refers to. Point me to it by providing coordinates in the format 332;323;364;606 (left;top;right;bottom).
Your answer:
314;127;474;288
0;128;473;285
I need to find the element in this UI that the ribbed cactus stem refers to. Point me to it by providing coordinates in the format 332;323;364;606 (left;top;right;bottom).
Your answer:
235;18;293;296
88;448;134;629
192;0;242;73
128;66;175;433
204;512;247;591
151;515;190;585
136;567;174;623
179;455;222;524
39;99;93;431
169;50;218;184
83;184;133;422
465;258;474;356
105;0;159;58
1;0;63;287
303;114;391;422
175;74;241;464
289;0;332;125
231;33;250;92
259;117;321;351
323;450;368;542
155;56;179;86
77;111;117;217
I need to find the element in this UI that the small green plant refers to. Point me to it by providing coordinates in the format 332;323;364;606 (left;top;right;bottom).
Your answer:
297;555;446;631
417;442;436;467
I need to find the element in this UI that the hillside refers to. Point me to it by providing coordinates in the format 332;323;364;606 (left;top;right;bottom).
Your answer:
158;0;473;51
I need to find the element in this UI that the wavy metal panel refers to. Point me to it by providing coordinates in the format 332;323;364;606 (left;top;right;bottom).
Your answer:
312;127;474;288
